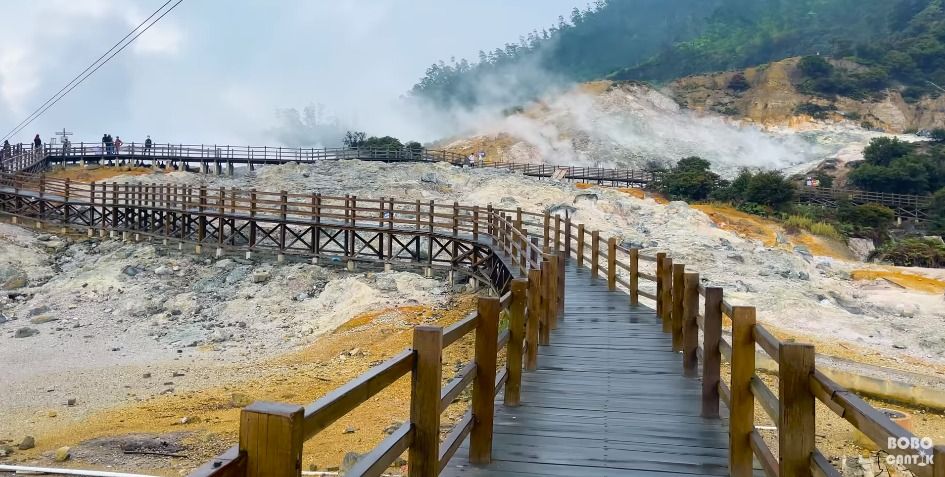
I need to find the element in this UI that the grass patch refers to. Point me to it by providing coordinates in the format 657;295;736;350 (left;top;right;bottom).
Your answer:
783;215;843;240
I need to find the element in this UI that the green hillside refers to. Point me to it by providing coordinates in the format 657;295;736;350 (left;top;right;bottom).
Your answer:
411;0;945;106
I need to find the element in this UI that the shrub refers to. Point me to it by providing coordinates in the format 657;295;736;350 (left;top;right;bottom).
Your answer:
657;156;720;201
837;203;895;230
809;222;843;240
872;238;945;268
728;72;751;92
795;103;836;120
744;171;796;209
782;215;843;240
931;188;945;236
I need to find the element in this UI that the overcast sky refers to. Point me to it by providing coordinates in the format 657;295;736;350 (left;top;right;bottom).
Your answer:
0;0;580;146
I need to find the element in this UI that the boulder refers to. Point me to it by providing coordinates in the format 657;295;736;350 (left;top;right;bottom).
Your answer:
2;274;28;290
546;204;577;217
122;265;142;277
30;316;58;324
18;436;35;450
154;266;172;276
848;238;876;262
252;271;271;284
14;327;39;338
339;452;362;475
54;446;71;462
28;305;50;317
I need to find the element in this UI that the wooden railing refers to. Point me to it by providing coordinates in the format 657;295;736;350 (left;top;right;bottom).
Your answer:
2;172;942;476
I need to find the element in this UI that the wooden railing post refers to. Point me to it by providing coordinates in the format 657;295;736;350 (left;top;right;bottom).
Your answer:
557;253;566;317
629;248;639;305
553;215;561;253
730;306;756;477
470;296;500;464
779;342;815;477
591;231;600;278
525;269;541;370
542;212;550;250
660;257;673;333
576;224;585;267
505;278;528;406
682;272;699;377
702;287;723;418
539;255;552;346
672;263;686;351
239;402;304;477
607;237;616;291
656;253;666;319
409;326;443;477
564;216;572;259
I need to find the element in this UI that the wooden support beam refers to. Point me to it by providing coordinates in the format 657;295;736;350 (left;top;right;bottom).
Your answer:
591;231;600;278
730;306;757;477
660;257;673;334
525;269;541;371
239;402;304;477
409;326;443;477
655;252;666;319
470;296;500;464
607;237;617;291
576;224;585;267
779;342;815;477
505;278;528;406
682;272;699;377
539;256;551;346
629;248;639;305
702;287;723;418
672;263;686;351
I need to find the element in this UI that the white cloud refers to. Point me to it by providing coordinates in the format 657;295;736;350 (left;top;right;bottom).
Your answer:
0;46;41;115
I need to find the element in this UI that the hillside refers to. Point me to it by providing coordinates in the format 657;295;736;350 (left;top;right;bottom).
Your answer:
412;0;945;108
669;57;945;133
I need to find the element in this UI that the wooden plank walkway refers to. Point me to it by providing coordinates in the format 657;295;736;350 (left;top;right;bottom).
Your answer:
442;262;743;476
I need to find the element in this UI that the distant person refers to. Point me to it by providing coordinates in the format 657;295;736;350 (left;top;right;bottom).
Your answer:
62;137;71;156
33;134;42;151
145;135;153;154
477;150;486;166
468;153;476;167
114;136;123;154
2;140;10;159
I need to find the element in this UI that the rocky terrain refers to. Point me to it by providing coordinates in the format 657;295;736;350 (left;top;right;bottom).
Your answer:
2;161;945;474
438;80;922;177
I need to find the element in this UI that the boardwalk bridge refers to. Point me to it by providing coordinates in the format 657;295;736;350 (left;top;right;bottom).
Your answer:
0;145;942;477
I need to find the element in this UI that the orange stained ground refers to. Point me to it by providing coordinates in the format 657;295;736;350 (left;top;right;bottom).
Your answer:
851;269;945;294
9;297;479;475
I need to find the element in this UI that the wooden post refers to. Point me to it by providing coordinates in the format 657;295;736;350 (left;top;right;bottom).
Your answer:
557;254;565;317
576;224;585;267
682;272;699;377
564;216;572;259
505;278;527;406
542;212;550;250
933;446;944;477
470;296;500;464
702;287;723;418
409;326;443;477
515;207;522;231
539;256;552;346
656;253;666;319
239;402;304;477
590;231;600;278
607;237;617;291
553;215;561;253
660;257;673;333
629;248;640;305
672;263;686;351
546;254;560;330
730;306;756;477
525;269;541;371
778;343;815;477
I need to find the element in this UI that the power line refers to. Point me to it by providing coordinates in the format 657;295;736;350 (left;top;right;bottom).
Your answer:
2;0;185;142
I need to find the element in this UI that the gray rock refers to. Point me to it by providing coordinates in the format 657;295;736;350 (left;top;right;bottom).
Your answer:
154;266;172;276
2;274;28;290
209;329;232;343
893;344;908;350
14;327;39;338
0;444;13;457
54;446;71;462
546;204;577;217
343;426;357;434
848;238;876;262
727;254;745;264
28;305;50;317
215;259;234;269
18;436;35;450
375;276;398;292
30;315;58;324
420;173;439;184
776;232;789;245
797;271;810;281
793;245;812;257
573;193;599;203
122;265;142;277
252;271;271;284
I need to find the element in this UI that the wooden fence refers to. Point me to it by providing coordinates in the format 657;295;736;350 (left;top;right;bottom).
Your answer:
1;172;942;477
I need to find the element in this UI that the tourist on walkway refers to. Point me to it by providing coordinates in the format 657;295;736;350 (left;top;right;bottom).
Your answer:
2;140;10;159
114;136;123;154
145;135;153;154
33;134;42;151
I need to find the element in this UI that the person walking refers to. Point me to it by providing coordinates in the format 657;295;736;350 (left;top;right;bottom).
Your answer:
114;136;123;155
2;140;10;159
33;134;42;151
144;135;153;154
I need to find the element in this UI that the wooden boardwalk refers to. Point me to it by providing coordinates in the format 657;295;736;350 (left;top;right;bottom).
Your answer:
443;262;739;477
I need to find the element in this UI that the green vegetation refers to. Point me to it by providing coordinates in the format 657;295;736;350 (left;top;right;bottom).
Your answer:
931;188;945;235
343;132;420;151
783;215;843;240
413;0;945;106
848;137;945;195
656;157;720;201
872;238;945;267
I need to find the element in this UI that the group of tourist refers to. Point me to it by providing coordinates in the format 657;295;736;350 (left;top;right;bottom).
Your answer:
101;134;154;155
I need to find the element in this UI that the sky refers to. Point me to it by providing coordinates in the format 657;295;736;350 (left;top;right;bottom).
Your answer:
0;0;580;147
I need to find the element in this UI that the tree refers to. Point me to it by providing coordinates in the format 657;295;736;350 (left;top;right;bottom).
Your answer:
658;156;719;201
343;131;367;148
838;203;896;230
931;188;945;236
728;72;751;92
863;137;914;166
744;171;796;208
798;55;834;79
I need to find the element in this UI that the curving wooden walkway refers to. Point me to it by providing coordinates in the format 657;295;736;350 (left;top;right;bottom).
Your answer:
443;263;752;477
